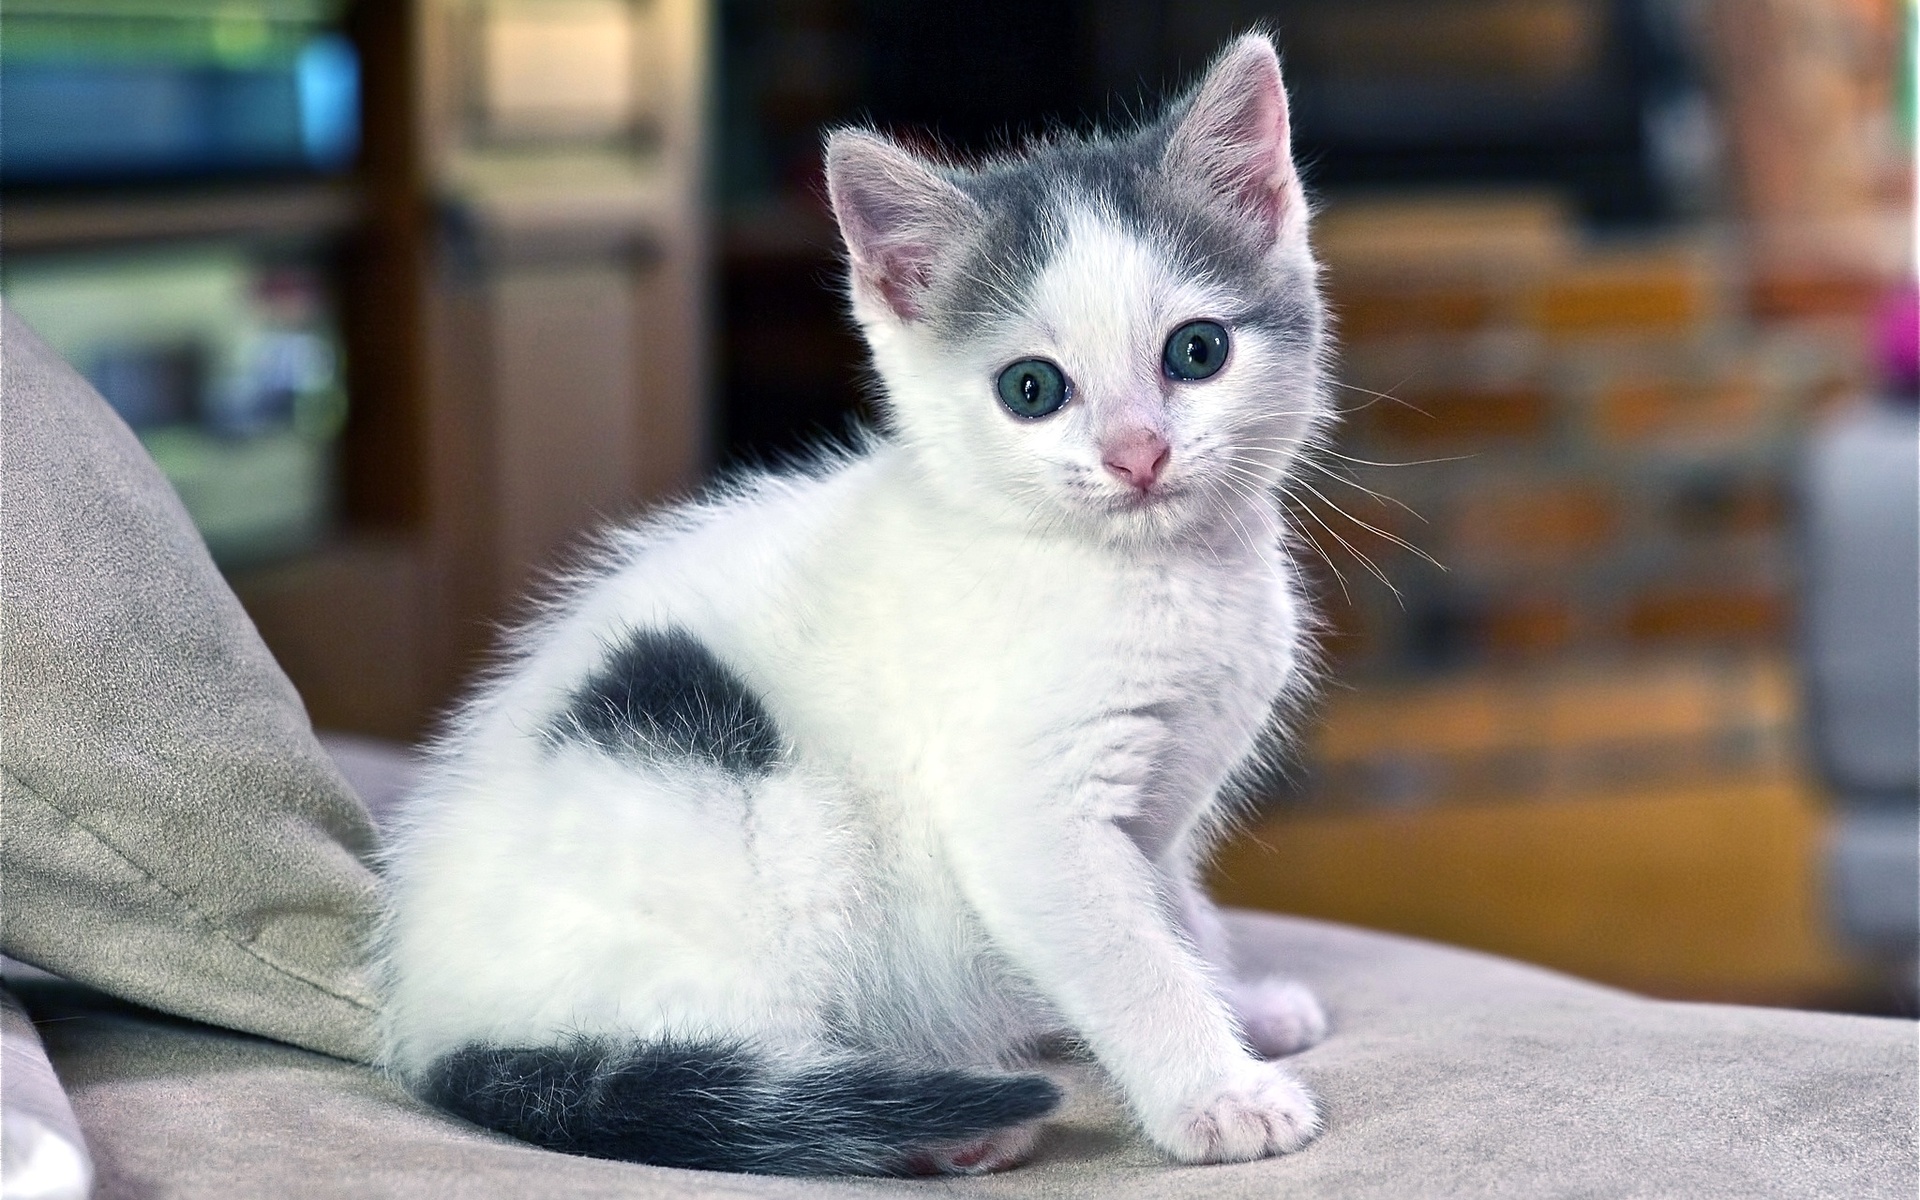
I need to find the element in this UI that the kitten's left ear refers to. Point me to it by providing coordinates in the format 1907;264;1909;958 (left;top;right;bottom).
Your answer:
825;129;980;323
1162;33;1300;246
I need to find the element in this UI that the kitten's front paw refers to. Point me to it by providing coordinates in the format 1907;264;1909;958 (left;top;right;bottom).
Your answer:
1233;978;1328;1058
1152;1062;1320;1164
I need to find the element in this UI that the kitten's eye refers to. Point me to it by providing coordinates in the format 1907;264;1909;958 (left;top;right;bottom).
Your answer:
1164;320;1229;381
996;358;1070;419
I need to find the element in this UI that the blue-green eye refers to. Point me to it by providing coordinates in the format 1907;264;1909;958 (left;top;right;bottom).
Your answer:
996;358;1070;419
1164;320;1229;381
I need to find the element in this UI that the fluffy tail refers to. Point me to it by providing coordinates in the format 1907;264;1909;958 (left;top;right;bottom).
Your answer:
418;1039;1062;1175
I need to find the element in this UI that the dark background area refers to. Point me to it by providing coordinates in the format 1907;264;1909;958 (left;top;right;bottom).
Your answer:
715;0;1703;466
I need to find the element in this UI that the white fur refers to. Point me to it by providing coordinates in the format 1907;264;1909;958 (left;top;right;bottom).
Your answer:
378;34;1332;1169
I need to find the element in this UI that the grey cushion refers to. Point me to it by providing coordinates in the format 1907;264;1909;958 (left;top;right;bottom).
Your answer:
22;911;1917;1199
0;306;381;1062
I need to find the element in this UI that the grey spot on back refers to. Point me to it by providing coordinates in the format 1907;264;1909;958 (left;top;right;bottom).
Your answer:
550;627;783;774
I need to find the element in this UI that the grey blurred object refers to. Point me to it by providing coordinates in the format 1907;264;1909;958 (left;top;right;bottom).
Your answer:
2;984;93;1200
316;732;418;830
1800;396;1920;961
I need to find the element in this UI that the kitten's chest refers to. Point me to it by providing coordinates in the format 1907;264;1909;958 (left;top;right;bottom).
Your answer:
785;523;1297;771
1092;558;1295;766
1086;558;1285;700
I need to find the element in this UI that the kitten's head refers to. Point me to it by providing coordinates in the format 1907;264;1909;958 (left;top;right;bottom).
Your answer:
825;33;1329;546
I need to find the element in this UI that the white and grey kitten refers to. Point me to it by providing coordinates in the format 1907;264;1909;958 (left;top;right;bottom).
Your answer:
377;33;1334;1176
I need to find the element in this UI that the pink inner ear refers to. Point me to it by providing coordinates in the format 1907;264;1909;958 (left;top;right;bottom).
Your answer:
850;226;940;322
1165;38;1296;241
826;133;974;322
862;256;933;322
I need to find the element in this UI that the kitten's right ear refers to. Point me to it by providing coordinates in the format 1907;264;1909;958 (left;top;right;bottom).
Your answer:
825;130;978;323
1162;33;1300;247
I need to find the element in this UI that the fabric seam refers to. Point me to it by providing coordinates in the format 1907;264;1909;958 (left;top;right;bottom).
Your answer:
0;763;377;1014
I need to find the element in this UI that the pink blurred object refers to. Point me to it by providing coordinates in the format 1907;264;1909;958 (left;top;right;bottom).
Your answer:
1877;283;1918;397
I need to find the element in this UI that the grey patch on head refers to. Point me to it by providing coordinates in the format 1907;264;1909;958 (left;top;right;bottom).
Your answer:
923;90;1321;347
549;626;784;774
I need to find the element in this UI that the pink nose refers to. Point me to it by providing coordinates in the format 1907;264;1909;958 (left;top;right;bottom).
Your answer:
1103;430;1171;492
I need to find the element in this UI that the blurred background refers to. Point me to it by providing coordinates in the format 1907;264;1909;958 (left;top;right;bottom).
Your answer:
3;0;1913;1012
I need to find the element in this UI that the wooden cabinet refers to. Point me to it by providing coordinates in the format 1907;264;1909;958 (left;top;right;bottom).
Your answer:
4;0;714;740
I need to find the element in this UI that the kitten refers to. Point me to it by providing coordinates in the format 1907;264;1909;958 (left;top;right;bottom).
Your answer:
376;32;1333;1176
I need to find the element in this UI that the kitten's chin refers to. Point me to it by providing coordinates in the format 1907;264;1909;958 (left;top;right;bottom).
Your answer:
1070;475;1289;554
981;475;1234;550
1105;488;1183;521
1075;485;1213;546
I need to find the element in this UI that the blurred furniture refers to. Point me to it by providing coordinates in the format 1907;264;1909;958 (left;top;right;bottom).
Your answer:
1800;396;1920;963
1208;185;1902;1009
1;4;366;566
1212;658;1891;1008
241;0;711;739
3;0;712;740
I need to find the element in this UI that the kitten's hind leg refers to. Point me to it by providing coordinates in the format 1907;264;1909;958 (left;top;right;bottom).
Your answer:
1169;869;1328;1058
1228;977;1327;1059
906;1121;1043;1176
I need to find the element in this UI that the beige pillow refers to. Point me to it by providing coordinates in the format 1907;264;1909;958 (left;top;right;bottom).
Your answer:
0;306;380;1062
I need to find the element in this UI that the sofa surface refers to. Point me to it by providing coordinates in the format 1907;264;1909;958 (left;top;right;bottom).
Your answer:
20;909;1916;1200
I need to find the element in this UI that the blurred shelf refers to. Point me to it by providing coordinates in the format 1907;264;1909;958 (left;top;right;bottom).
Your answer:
1295;654;1798;810
2;180;365;251
3;0;714;740
1212;775;1887;1010
439;155;682;261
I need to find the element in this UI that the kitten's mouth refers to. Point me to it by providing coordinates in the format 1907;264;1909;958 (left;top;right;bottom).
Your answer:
1105;482;1185;513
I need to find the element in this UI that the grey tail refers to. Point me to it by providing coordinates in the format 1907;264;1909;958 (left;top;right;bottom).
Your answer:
418;1039;1062;1176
